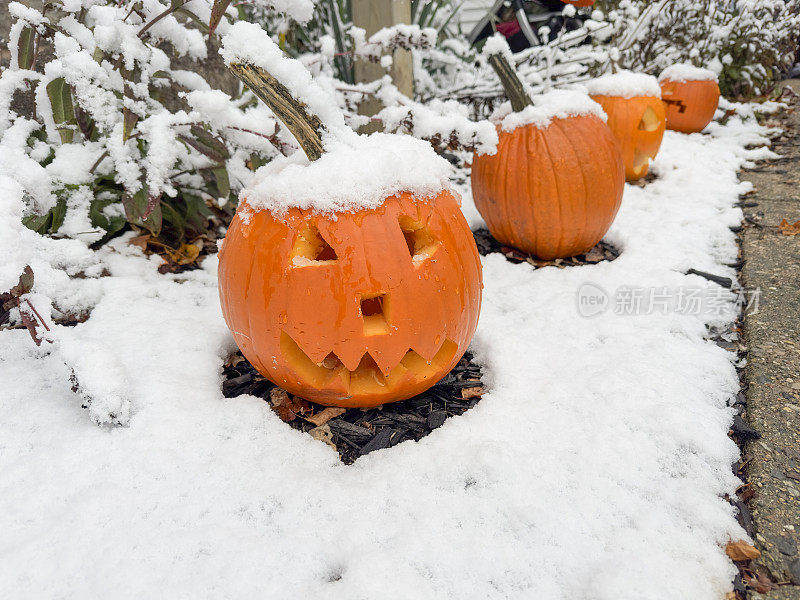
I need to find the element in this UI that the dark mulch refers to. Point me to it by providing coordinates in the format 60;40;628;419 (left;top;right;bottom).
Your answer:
222;351;484;464
473;228;619;266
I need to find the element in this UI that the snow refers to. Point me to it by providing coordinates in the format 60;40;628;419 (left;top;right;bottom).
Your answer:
482;34;515;63
495;89;607;131
585;71;662;99
0;104;772;598
377;98;499;156
659;63;719;83
243;132;454;215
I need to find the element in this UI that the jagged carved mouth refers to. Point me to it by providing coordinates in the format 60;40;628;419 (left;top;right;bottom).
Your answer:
632;150;652;176
662;97;688;114
280;332;458;396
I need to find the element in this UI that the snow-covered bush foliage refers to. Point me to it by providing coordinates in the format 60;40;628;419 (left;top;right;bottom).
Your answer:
0;0;311;249
595;0;800;97
1;0;504;251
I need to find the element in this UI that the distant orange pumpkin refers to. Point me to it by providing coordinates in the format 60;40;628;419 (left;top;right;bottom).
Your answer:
660;79;720;133
591;94;666;181
471;114;625;260
218;191;482;408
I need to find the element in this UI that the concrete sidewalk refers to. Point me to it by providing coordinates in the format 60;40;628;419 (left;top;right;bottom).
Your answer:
741;80;800;600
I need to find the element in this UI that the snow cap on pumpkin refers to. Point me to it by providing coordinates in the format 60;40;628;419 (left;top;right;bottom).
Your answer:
242;132;454;216
495;89;607;132
585;71;662;99
658;63;719;84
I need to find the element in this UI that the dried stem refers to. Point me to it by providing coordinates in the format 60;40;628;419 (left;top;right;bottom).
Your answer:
487;54;532;113
228;62;326;161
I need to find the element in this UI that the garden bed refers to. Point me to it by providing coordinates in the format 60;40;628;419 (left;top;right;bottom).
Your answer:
222;350;485;464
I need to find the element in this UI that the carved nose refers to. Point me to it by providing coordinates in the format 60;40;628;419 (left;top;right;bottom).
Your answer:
360;293;389;335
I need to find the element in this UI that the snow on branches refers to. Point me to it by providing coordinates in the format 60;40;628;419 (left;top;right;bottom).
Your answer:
595;0;800;96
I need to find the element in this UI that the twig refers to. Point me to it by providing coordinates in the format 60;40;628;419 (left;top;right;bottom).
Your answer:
25;299;51;332
138;0;192;38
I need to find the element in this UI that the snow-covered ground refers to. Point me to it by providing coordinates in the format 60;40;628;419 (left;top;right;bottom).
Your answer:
0;107;775;599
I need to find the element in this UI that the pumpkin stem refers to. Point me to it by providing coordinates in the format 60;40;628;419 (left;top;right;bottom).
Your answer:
486;53;532;113
229;62;326;161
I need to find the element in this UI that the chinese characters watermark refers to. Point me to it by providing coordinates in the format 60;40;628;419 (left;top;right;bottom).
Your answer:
577;283;761;318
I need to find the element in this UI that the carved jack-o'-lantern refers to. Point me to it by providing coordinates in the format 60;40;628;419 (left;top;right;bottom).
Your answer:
588;72;666;181
590;95;666;181
471;46;625;260
218;26;482;408
219;191;482;407
658;64;720;134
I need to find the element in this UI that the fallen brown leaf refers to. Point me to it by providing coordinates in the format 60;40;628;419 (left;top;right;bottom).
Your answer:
726;540;761;561
461;386;485;399
743;568;774;593
128;234;151;250
308;424;337;450
223;353;245;368
269;388;310;422
583;246;606;263
738;486;755;502
171;242;202;265
779;218;800;236
306;406;346;427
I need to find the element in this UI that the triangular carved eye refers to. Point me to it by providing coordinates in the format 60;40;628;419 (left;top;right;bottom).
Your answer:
290;223;338;265
638;106;660;132
398;215;438;264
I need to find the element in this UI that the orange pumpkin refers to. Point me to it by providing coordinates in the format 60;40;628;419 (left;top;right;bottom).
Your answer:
220;33;483;408
471;113;624;260
218;190;482;408
660;78;720;134
590;94;666;181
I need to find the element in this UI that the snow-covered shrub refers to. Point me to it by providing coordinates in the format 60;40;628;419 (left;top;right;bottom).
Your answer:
1;0;501;253
595;0;800;97
0;0;310;249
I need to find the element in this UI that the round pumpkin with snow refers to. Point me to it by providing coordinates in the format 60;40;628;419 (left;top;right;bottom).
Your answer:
219;24;482;408
471;91;625;259
218;153;482;408
588;72;666;181
658;64;720;134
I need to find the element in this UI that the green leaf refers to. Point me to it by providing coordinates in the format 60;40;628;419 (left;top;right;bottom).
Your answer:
183;193;213;231
176;8;209;34
326;0;353;84
160;200;186;239
46;77;76;144
186;125;230;161
123;107;138;141
17;26;36;70
50;197;67;232
122;186;162;236
89;197;126;233
212;166;230;199
208;0;233;38
22;212;52;234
